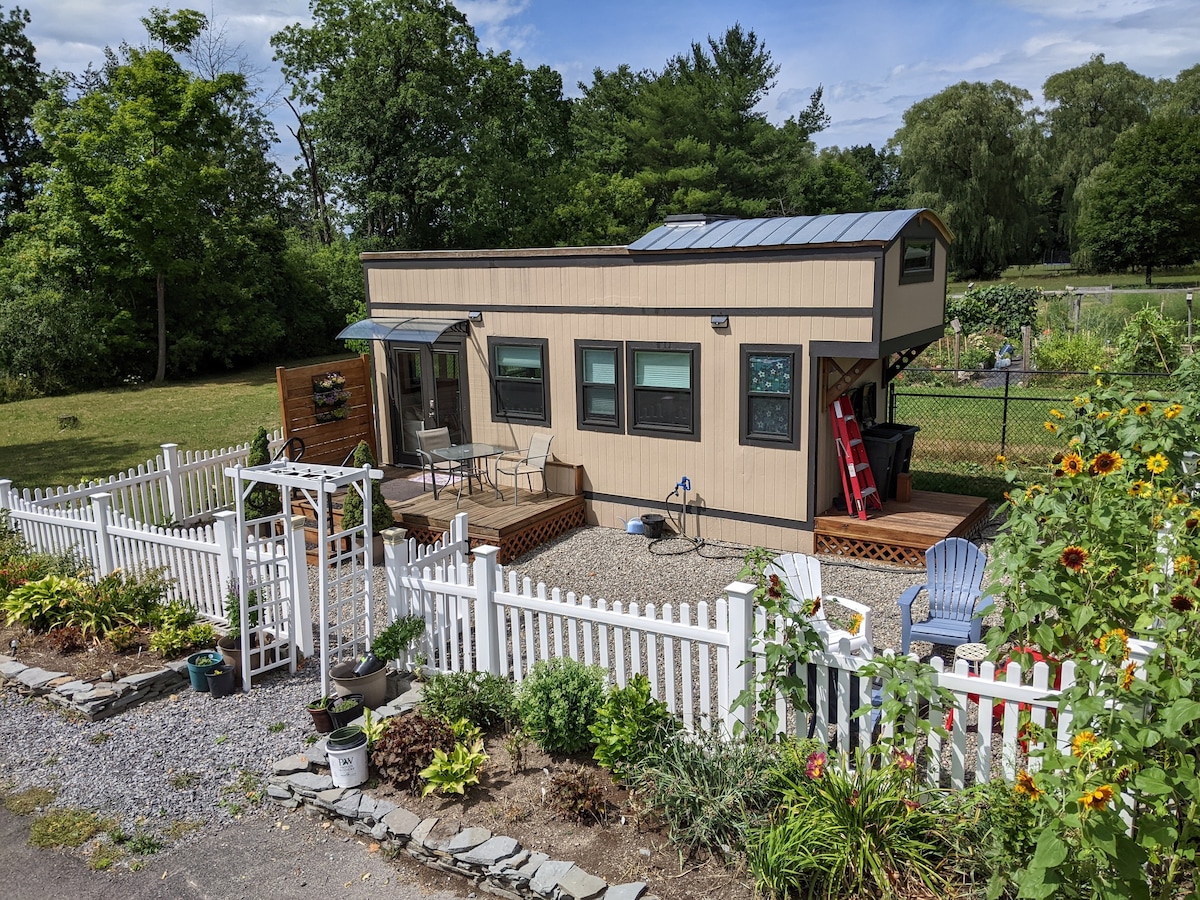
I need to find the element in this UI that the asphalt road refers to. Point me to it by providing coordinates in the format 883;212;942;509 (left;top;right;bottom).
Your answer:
0;805;467;900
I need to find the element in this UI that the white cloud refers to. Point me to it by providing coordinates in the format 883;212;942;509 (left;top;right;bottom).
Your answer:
458;0;535;52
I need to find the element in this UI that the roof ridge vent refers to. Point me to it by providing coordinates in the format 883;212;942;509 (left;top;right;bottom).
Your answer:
663;213;736;228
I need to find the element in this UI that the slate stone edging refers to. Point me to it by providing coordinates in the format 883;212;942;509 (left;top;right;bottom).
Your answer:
0;653;189;720
267;742;655;900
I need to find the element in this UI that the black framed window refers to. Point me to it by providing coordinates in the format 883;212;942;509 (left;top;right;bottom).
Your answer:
576;341;623;432
740;345;800;449
900;238;935;283
488;337;549;424
627;342;699;439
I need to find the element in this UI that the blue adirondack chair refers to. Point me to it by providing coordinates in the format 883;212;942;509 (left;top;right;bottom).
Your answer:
898;537;993;654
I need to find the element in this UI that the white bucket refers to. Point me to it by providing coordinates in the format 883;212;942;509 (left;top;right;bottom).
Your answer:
326;732;369;788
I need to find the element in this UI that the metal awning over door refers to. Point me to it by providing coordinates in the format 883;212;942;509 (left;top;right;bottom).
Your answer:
336;316;468;343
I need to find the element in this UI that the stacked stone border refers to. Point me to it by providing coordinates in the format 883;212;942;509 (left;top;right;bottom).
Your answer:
267;749;653;900
0;653;188;720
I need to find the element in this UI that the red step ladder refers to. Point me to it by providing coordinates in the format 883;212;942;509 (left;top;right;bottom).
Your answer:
830;396;882;520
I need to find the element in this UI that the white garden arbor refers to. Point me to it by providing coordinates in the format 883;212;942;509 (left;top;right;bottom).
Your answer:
225;460;382;695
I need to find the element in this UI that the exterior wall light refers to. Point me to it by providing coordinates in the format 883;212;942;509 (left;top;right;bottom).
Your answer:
710;314;729;329
467;311;484;324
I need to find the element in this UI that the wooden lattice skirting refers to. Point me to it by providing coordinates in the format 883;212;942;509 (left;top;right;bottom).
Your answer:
814;534;927;568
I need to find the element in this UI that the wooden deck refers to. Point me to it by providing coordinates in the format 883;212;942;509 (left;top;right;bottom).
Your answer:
814;490;991;567
388;486;586;564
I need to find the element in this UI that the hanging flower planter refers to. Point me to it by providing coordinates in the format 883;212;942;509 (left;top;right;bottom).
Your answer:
312;372;350;423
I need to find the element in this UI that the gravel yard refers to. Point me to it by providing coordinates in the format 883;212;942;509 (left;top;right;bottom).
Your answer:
0;513;1005;848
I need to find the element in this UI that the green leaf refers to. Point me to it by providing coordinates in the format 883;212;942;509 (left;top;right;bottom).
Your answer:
1030;829;1068;870
1163;698;1200;735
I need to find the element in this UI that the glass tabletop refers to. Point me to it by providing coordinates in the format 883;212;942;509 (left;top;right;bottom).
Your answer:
432;443;508;462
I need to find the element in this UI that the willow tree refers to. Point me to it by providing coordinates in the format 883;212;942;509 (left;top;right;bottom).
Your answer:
891;80;1040;279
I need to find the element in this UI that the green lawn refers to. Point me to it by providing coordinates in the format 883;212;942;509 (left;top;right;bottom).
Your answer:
948;264;1200;294
0;353;357;491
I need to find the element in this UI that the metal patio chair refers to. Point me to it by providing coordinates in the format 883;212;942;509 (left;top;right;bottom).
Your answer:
494;433;553;506
415;427;462;500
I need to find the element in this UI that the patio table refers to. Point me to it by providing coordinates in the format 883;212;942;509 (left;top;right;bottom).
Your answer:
432;443;507;507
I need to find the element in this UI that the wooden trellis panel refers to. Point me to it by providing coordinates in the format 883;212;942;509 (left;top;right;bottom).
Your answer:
277;355;376;466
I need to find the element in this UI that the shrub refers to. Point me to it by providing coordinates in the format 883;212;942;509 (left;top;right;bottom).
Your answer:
421;671;515;730
1115;305;1182;373
45;625;86;653
515;658;607;755
548;764;609;823
340;440;395;533
590;673;678;780
244;427;281;521
1033;329;1108;374
949;284;1039;339
371;711;456;791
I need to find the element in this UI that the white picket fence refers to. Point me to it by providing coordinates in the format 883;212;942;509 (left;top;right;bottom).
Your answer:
12;431;284;526
385;541;1079;788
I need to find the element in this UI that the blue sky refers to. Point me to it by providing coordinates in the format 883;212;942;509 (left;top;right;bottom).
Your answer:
25;0;1200;161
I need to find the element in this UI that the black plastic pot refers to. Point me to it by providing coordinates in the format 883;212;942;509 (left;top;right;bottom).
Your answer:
207;666;236;698
640;514;665;538
329;693;364;728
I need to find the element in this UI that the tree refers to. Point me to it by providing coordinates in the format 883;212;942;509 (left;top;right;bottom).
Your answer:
0;4;44;236
892;80;1040;279
272;0;484;249
1154;63;1200;118
1076;116;1200;284
1042;55;1154;251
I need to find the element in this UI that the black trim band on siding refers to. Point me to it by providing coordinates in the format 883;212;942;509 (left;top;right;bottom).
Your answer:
584;491;816;532
369;302;872;319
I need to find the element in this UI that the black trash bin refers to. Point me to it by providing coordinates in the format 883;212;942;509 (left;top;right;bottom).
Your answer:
860;428;903;501
867;423;921;498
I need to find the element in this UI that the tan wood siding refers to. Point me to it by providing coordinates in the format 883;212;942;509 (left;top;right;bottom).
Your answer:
881;238;947;342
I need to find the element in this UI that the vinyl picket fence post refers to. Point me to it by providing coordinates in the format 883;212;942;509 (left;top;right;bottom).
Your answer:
382;526;409;619
213;511;237;615
289;514;313;657
473;545;501;676
160;443;184;524
0;479;11;511
91;493;115;577
723;580;756;734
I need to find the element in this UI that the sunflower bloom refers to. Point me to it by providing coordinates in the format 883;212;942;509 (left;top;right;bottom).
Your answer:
1095;410;1111;420
1171;593;1195;612
1121;662;1138;689
995;453;1006;466
1072;730;1097;757
1136;401;1153;416
1061;545;1088;571
1129;480;1152;498
1099;628;1130;660
1014;770;1042;799
1044;421;1058;433
1050;408;1065;419
1175;554;1197;576
1146;453;1169;475
1165;403;1183;419
1079;784;1114;811
848;612;863;635
1061;453;1084;476
1090;451;1123;476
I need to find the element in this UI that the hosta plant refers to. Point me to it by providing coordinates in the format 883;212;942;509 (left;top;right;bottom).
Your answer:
3;574;87;631
419;738;487;797
986;358;1200;898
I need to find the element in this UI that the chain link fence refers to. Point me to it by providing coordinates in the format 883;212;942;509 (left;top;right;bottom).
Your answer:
886;368;1172;499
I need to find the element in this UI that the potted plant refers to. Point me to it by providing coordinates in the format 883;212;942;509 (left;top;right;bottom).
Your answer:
329;616;425;708
307;696;334;733
340;440;395;563
217;579;274;679
186;650;223;692
206;664;236;698
329;693;364;729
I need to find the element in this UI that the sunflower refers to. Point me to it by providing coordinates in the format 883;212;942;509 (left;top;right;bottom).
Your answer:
994;453;1007;466
1099;627;1130;660
1072;730;1097;757
1146;453;1169;475
1072;395;1084;407
1129;479;1152;498
1079;784;1114;811
848;612;864;635
1050;408;1065;419
1165;403;1184;419
1095;410;1112;420
1135;401;1153;416
1089;451;1124;476
1121;662;1138;689
1171;593;1195;612
1061;545;1088;571
1014;770;1042;799
1060;452;1085;476
1174;554;1197;576
1044;421;1058;433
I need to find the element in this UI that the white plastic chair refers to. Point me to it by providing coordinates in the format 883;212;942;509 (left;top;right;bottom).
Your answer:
763;552;873;655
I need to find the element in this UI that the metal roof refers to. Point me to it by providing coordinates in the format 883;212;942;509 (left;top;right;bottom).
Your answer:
627;209;948;252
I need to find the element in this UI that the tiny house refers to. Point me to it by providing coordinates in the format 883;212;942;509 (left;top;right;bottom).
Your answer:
351;209;951;553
